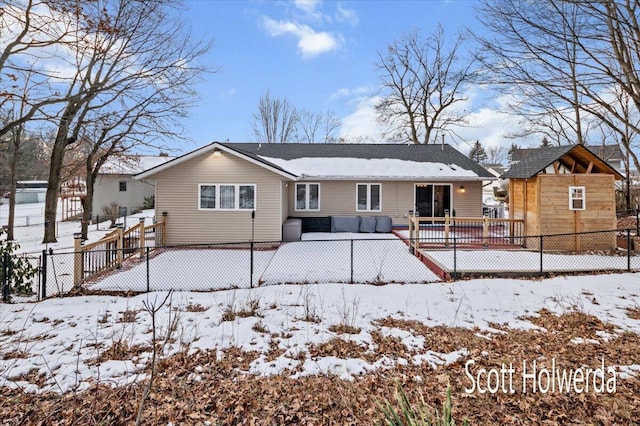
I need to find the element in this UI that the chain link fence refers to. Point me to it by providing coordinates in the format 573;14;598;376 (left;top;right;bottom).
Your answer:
419;229;638;280
2;229;638;302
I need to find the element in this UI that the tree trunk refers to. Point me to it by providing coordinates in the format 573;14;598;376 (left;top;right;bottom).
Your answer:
81;163;97;240
7;132;18;240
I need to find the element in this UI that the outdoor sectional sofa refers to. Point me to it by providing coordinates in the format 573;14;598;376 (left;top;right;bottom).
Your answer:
283;215;393;241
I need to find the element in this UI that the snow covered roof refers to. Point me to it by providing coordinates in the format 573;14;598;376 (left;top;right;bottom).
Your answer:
99;155;174;175
135;142;495;181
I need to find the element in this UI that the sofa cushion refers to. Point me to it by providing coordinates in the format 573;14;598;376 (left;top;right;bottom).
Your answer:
331;216;361;233
359;216;377;233
293;217;331;233
375;216;393;233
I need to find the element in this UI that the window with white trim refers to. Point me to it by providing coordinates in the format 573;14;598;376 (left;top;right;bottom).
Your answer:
569;186;585;210
199;184;256;210
295;183;320;211
356;183;381;211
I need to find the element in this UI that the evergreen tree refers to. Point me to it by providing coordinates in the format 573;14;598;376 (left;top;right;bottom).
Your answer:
468;140;488;163
508;142;521;163
540;137;552;147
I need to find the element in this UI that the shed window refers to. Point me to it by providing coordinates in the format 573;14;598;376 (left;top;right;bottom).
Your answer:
295;183;320;211
569;186;585;210
119;181;127;192
199;184;256;210
356;183;381;212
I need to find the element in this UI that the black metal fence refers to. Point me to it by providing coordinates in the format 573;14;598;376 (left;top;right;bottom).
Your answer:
422;228;638;280
1;229;638;302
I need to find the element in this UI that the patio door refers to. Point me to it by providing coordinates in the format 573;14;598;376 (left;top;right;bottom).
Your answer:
415;184;451;217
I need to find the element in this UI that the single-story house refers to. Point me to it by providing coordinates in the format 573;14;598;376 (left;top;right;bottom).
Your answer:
93;155;173;218
14;181;48;204
502;144;624;251
135;142;495;245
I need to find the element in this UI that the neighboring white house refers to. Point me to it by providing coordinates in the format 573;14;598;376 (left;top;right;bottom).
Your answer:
92;155;173;217
14;181;48;204
481;164;508;217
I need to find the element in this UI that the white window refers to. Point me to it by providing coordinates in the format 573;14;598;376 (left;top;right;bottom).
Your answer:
569;186;585;210
199;184;256;210
356;183;381;212
295;183;320;211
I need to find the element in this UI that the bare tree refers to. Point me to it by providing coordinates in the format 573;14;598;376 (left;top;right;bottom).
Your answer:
252;91;299;143
0;0;79;138
298;109;341;143
486;145;507;165
321;109;341;143
375;24;478;144
298;109;321;143
40;0;210;243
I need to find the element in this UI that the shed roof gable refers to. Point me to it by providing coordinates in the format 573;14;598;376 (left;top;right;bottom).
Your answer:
502;144;624;180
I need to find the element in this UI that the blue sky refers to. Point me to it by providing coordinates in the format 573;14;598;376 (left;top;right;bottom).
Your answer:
177;0;512;153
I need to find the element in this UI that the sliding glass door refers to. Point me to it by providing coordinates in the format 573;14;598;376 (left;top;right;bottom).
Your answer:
415;184;451;217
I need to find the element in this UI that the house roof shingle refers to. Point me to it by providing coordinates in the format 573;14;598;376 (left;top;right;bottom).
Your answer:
136;142;495;181
503;144;624;180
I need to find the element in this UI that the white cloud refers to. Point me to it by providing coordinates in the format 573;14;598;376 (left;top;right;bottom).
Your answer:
335;3;359;26
329;85;373;101
339;95;386;142
293;0;322;14
261;16;340;58
337;87;539;148
219;88;236;99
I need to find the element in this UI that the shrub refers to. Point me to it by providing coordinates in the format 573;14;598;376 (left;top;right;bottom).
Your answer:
101;202;120;228
378;383;468;426
0;228;38;296
143;195;155;209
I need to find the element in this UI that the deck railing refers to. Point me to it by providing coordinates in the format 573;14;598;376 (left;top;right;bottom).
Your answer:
409;215;525;252
73;216;166;286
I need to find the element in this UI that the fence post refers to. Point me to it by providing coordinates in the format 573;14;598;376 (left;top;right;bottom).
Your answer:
161;212;168;246
409;217;414;254
146;246;150;292
138;217;146;255
627;228;632;272
350;239;354;284
636;209;639;237
539;235;544;277
116;223;124;268
41;249;47;300
73;233;84;287
482;215;489;247
250;240;254;289
2;251;9;303
453;237;457;280
444;214;450;246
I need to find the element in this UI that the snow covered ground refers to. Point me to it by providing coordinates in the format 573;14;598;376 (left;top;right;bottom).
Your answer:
424;249;640;272
2;202;156;254
88;236;439;293
1;273;640;393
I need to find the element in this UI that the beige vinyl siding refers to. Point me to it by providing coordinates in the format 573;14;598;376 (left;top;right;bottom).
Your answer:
154;152;283;244
281;181;289;224
288;180;483;225
450;181;483;217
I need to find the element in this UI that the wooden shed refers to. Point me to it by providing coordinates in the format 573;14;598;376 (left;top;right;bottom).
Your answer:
502;145;624;252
